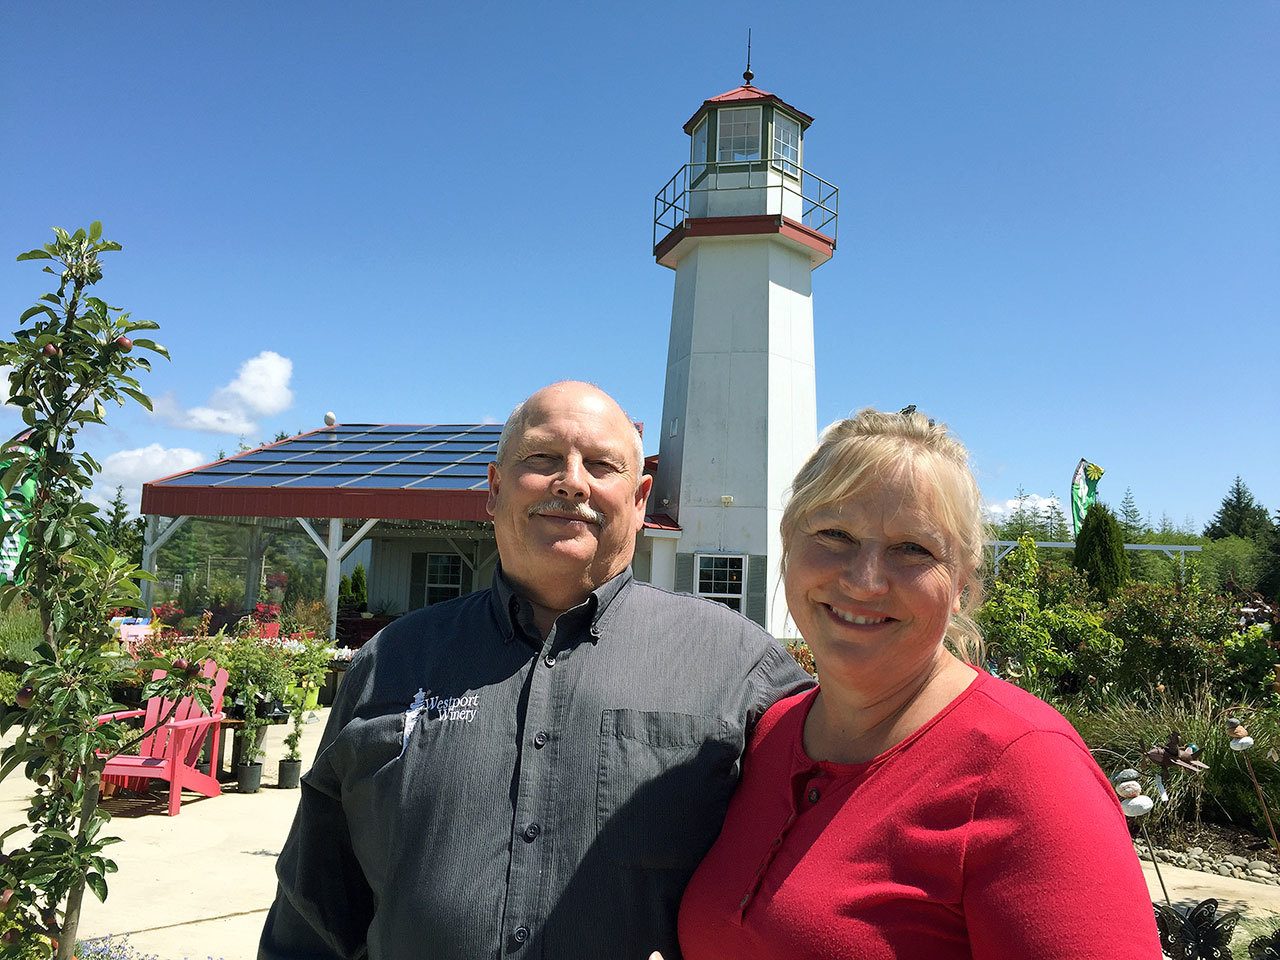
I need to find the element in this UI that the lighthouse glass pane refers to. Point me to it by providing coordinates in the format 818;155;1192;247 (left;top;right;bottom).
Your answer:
773;114;800;177
691;117;708;179
716;107;761;164
696;554;746;612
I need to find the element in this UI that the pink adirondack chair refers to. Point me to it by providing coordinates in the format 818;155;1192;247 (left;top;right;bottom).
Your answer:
259;622;281;640
97;660;228;816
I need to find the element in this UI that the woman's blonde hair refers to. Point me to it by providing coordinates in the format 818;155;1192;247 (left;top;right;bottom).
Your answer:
780;408;988;664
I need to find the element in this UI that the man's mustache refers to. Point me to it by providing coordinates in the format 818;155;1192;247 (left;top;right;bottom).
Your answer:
528;498;604;525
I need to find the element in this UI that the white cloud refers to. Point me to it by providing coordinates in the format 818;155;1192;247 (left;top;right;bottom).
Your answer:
157;350;294;435
984;493;1063;519
213;350;293;417
89;443;209;514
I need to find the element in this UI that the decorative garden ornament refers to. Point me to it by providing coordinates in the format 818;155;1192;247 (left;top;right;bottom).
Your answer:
1153;898;1239;960
1098;756;1170;907
1226;714;1280;859
1145;732;1209;803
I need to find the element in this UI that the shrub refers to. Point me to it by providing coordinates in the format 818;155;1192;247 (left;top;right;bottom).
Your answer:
350;564;368;612
1074;503;1130;602
0;601;43;663
0;670;19;705
1070;690;1280;837
1104;578;1241;697
978;536;1119;703
784;639;816;678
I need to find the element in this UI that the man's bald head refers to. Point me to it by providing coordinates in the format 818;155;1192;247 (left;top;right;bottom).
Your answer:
496;381;645;476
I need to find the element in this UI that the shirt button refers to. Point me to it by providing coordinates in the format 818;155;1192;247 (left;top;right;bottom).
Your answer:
807;788;821;804
533;731;549;748
544;654;556;667
523;822;541;842
771;836;783;848
513;925;530;943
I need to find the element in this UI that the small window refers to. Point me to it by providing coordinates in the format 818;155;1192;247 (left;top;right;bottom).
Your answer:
696;554;746;612
716;107;761;163
772;113;800;177
410;552;464;608
691;117;708;178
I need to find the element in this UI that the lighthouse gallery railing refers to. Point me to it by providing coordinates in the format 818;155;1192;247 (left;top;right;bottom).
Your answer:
653;160;839;249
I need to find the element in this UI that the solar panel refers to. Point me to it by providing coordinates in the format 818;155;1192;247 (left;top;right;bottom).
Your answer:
152;424;501;495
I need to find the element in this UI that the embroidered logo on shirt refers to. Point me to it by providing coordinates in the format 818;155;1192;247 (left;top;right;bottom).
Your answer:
426;693;480;723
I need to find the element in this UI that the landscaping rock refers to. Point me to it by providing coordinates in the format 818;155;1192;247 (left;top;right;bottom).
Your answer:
1248;860;1272;873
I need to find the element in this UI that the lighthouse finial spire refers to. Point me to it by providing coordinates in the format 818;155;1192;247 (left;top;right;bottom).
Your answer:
743;29;753;85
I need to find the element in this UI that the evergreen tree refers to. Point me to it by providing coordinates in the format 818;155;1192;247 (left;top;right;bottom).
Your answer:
102;485;143;566
1040;495;1070;542
1073;503;1130;601
350;563;368;611
1118;487;1144;541
1259;511;1280;601
1203;476;1274;541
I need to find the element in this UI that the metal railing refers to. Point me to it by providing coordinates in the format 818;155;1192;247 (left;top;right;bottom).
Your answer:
653;160;839;249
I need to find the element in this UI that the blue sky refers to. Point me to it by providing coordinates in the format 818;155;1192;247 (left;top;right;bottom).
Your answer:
1;3;1276;529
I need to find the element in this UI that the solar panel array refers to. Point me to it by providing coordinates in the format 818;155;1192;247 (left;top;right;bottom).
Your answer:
155;424;500;491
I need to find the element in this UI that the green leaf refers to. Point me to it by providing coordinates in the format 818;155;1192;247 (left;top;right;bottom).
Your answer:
16;249;53;261
90;221;102;241
19;304;58;324
85;870;109;902
119;387;153;411
100;241;122;252
131;338;169;359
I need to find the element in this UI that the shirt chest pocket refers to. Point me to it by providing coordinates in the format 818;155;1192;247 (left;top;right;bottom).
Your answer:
596;709;740;870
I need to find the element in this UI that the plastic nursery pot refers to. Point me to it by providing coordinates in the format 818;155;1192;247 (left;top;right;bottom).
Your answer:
237;761;263;794
278;758;302;790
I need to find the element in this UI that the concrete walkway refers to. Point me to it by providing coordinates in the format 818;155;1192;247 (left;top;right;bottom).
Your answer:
2;712;1280;959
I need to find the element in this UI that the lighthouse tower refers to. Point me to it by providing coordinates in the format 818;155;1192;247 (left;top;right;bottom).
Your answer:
650;68;838;636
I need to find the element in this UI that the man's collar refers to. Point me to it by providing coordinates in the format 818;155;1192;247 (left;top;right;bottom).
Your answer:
491;562;633;645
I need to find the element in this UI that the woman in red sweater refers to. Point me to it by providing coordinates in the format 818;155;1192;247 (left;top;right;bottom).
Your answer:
670;409;1161;960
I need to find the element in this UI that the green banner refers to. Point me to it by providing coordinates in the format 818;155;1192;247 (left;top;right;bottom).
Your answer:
1070;458;1104;540
0;459;36;584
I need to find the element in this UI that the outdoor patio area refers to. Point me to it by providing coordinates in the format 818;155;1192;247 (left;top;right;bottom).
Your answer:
1;704;1279;958
0;712;329;958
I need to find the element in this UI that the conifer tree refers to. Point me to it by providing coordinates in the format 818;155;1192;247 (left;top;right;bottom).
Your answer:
1118;487;1144;541
1204;477;1274;541
1073;503;1129;601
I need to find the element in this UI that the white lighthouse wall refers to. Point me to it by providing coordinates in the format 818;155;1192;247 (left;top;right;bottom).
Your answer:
655;235;817;636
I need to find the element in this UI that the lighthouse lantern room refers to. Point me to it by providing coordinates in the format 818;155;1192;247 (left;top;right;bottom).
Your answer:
649;68;839;637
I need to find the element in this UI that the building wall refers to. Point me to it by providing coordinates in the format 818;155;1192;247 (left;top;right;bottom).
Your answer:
369;536;497;614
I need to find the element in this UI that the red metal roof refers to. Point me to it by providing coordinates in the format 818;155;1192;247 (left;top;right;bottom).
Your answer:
643;513;681;532
683;84;814;134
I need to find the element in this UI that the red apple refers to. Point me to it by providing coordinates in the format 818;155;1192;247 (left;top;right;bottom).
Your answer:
14;686;34;709
185;660;202;679
115;335;133;352
172;657;190;674
0;889;13;913
41;343;57;358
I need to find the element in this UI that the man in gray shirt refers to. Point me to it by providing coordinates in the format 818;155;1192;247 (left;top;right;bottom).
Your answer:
259;381;812;960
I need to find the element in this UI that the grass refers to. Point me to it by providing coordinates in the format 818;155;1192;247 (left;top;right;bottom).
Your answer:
0;599;42;664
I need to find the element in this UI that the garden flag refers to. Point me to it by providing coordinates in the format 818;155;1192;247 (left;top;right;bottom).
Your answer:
0;454;36;584
1070;459;1104;539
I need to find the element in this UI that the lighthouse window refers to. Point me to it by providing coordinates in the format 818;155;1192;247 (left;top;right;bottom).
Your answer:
773;114;801;177
691;117;708;178
716;107;761;164
696;554;746;612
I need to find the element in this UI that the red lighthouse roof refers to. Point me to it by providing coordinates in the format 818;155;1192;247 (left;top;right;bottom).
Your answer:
682;84;814;135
